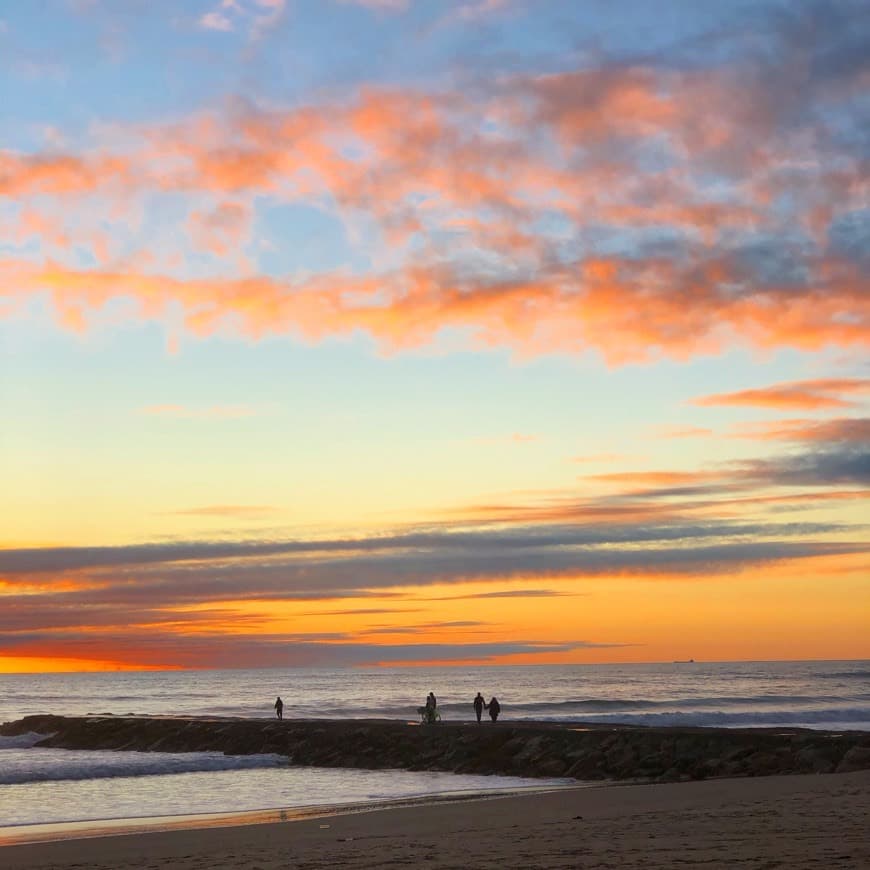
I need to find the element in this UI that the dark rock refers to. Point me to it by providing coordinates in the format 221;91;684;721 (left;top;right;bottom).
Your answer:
836;746;870;773
537;758;568;777
1;715;868;784
795;746;836;773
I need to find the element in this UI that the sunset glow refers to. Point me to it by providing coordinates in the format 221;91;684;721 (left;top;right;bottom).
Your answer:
1;0;867;672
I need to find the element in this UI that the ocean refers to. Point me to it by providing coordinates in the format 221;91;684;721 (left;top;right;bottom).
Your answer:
1;660;868;834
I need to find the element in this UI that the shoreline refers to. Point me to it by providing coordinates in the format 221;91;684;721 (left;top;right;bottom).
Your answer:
2;771;868;869
0;783;582;847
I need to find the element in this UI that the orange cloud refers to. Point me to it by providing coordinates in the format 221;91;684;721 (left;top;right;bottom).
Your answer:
692;379;870;410
728;417;870;442
443;497;687;526
528;68;678;144
585;470;720;487
4;253;866;363
711;489;870;512
2;54;868;362
0;655;167;674
0;151;129;196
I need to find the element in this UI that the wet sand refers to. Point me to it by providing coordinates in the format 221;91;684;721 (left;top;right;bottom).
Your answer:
3;770;868;869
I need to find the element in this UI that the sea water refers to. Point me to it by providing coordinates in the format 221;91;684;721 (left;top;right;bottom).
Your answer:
1;660;867;830
0;735;554;828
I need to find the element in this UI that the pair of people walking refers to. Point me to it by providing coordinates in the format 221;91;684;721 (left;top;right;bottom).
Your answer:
419;691;439;724
473;692;500;722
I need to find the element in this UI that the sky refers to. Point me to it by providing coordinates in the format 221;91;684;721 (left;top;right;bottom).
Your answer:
0;0;868;673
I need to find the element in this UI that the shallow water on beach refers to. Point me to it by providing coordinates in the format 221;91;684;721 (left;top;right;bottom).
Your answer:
0;748;565;828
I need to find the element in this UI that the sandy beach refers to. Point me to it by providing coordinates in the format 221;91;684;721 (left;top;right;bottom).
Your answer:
3;769;868;869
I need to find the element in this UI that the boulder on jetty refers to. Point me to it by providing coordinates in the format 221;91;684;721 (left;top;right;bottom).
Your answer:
2;715;868;782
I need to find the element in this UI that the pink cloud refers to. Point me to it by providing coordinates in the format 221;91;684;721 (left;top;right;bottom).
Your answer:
187;201;252;255
199;12;233;31
2;50;867;363
197;0;286;38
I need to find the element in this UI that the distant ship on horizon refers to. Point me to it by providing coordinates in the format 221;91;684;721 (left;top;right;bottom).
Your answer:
673;658;695;663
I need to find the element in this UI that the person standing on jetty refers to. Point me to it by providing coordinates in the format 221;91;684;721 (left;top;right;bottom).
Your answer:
274;696;284;720
486;696;501;722
473;692;485;723
419;691;439;724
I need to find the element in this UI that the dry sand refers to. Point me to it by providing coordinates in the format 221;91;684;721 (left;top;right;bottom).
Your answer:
2;770;868;869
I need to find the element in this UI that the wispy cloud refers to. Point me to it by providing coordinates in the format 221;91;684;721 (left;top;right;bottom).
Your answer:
586;470;719;488
199;10;233;31
0;631;627;669
692;379;870;410
304;606;422;616
735;446;870;488
429;588;576;600
2;425;866;667
1;520;861;587
728;417;870;442
197;0;286;39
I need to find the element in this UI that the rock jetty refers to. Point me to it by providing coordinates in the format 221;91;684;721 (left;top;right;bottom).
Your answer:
3;715;869;782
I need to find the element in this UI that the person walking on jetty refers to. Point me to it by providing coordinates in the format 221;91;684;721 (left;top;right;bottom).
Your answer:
419;691;439;724
486;696;501;722
274;696;284;720
473;692;485;723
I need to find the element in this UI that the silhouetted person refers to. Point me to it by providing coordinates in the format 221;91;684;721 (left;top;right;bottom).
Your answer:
486;696;500;722
473;692;485;723
420;692;438;724
274;696;284;720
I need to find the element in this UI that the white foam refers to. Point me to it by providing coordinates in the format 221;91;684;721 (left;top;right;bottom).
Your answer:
0;748;286;785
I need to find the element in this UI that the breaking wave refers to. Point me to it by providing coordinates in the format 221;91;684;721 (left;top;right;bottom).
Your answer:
0;748;286;785
0;732;50;750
